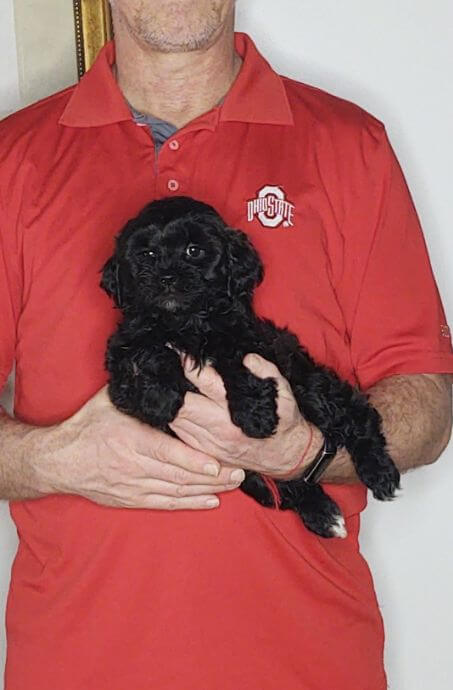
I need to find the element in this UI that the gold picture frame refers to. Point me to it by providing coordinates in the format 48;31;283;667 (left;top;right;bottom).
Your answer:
73;0;113;77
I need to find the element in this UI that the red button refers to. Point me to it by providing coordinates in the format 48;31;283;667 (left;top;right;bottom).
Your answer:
167;179;180;192
169;140;180;151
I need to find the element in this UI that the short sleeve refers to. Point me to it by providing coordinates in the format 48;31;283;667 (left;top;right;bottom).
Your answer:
0;165;21;393
337;122;453;390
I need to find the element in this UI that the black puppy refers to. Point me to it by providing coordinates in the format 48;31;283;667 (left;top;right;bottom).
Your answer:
101;196;400;538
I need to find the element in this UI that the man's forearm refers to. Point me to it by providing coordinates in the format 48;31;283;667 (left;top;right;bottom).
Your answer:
320;373;453;483
0;409;54;501
2;373;451;498
0;393;245;510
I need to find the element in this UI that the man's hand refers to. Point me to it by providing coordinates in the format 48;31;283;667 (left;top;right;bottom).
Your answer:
170;358;452;485
169;354;323;478
0;387;245;508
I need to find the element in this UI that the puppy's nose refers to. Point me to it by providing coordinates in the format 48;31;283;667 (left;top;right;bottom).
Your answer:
160;274;176;288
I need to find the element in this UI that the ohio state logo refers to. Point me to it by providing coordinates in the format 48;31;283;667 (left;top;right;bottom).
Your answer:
247;185;295;228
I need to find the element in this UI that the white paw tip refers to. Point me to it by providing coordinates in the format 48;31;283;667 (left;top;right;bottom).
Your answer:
331;515;347;539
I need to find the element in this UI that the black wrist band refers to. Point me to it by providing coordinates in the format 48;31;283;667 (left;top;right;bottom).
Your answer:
302;437;337;485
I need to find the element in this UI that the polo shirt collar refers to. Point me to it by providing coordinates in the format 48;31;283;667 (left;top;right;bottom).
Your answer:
59;42;131;127
59;32;294;128
221;33;293;126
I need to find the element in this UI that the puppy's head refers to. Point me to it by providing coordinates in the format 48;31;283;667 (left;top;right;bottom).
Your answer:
101;196;263;316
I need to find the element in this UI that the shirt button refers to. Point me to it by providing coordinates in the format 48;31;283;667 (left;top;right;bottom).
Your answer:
169;140;180;151
168;179;180;192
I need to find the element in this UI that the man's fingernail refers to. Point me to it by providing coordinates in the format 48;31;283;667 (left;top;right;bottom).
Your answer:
204;463;220;477
230;469;245;482
206;498;220;508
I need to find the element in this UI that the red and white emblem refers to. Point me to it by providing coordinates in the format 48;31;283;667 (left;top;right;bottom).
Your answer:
247;185;295;228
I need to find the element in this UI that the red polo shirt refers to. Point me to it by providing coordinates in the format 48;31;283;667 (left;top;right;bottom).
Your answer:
1;33;452;690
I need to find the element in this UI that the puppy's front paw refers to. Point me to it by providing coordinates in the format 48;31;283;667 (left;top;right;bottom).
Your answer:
228;377;278;438
108;377;185;429
140;386;186;428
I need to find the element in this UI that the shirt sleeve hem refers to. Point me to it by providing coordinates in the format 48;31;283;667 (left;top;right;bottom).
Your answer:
357;353;453;390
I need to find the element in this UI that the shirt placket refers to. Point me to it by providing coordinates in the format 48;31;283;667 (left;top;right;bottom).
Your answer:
153;111;220;199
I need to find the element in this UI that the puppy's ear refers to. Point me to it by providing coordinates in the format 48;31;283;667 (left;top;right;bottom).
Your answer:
225;228;264;299
100;255;123;308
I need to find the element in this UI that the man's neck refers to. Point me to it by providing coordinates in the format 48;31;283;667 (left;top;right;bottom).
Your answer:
113;16;242;128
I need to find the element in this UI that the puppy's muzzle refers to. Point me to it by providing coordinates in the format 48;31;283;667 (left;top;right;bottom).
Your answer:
160;274;176;289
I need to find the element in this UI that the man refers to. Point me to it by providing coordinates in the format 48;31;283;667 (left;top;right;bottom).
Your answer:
0;1;452;688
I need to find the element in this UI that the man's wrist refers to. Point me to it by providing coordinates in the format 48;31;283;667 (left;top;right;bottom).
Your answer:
277;423;325;480
303;424;325;466
301;437;338;485
34;421;78;497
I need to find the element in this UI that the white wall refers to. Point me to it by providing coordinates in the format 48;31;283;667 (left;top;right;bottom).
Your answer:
0;0;20;118
13;0;77;106
0;1;452;689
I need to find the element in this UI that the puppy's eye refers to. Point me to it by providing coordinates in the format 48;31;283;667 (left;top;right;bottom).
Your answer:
142;249;156;258
186;244;204;259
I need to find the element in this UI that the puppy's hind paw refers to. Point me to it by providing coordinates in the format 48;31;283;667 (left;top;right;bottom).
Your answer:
371;470;401;502
303;509;348;539
360;462;401;501
329;514;348;539
282;483;347;539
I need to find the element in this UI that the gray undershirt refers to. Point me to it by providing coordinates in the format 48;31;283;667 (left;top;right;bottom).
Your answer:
129;105;177;152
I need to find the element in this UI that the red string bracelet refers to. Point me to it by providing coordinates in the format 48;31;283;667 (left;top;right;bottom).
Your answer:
278;424;315;480
260;425;318;509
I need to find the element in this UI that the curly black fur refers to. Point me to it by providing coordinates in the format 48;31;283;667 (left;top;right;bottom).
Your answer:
101;196;400;538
